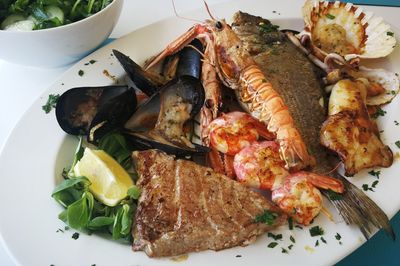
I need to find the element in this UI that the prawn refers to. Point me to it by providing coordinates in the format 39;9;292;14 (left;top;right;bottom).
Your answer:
144;4;394;238
234;141;343;225
145;17;314;172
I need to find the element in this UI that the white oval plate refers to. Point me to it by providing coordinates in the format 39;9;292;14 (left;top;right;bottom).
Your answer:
0;1;399;265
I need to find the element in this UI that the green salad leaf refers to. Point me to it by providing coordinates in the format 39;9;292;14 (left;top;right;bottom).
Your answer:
1;0;113;30
52;133;139;241
98;132;133;170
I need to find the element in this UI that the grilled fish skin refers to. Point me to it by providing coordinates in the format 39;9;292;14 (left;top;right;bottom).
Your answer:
132;149;286;257
231;11;394;239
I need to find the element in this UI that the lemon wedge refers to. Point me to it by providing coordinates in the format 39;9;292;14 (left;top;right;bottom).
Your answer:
74;147;133;206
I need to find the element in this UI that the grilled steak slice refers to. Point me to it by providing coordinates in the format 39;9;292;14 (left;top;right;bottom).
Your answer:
132;149;286;257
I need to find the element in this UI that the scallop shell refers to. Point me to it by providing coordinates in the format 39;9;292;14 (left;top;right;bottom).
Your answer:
302;0;396;61
348;66;399;106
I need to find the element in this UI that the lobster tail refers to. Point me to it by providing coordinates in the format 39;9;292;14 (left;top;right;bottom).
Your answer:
324;174;395;240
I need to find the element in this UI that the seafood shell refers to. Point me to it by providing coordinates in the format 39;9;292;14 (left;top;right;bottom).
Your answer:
302;0;396;61
350;66;400;106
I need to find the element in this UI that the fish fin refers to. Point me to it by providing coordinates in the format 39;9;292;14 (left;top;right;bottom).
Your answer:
324;174;395;240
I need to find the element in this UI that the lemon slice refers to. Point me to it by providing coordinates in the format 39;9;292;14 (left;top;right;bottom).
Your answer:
74;147;133;206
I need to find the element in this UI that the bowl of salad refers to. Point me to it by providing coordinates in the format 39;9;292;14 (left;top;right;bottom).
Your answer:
0;0;123;67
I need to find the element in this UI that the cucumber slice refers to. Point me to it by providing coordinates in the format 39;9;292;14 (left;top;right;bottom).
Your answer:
45;5;64;24
1;14;26;30
4;20;35;31
27;15;39;25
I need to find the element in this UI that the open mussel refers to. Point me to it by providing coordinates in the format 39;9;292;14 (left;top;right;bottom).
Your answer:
124;75;209;156
55;85;137;143
162;39;204;81
113;49;164;96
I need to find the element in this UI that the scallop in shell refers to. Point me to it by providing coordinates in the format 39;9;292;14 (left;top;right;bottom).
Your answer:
302;0;396;61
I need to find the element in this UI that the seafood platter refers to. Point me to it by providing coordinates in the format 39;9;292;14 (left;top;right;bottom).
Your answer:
0;0;399;265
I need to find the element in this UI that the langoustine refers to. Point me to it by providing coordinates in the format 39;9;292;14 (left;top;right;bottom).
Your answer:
144;7;394;238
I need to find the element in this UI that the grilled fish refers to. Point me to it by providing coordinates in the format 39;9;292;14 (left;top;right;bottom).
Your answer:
231;11;394;239
132;149;286;257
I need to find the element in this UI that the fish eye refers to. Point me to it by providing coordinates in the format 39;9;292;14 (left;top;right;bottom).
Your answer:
215;21;223;30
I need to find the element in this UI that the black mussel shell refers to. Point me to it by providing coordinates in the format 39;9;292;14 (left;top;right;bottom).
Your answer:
56;85;137;140
124;131;210;156
176;39;203;78
125;75;205;132
113;49;159;96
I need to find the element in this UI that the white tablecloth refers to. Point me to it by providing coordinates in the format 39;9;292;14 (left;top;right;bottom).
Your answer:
0;1;399;265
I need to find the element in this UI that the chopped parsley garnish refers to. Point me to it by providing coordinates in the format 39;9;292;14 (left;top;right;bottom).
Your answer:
290;235;296;243
42;94;60;114
89;60;97;64
395;141;400;149
288;217;294;230
368;170;381;179
309;226;324;237
78;70;84;76
288;244;294;250
258;21;280;33
320;236;327;244
56;228;64;233
325;13;335;19
394;120;399;126
295;225;303;230
268;242;278;248
235;255;242;258
315;240;319;246
281;248;288;254
387;32;394;36
371;180;379;188
255;210;278;225
362;183;374;192
335;233;342;240
267;232;283;241
72;232;80;240
371;107;386;118
326;189;343;200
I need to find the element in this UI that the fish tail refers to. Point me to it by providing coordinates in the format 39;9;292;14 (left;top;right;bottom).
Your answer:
323;174;395;240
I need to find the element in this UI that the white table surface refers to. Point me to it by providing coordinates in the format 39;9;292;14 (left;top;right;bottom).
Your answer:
0;1;399;265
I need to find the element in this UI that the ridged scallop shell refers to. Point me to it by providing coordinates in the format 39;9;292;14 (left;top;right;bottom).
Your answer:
302;0;396;61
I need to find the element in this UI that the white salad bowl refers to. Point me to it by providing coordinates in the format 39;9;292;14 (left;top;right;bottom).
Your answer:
0;0;123;68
